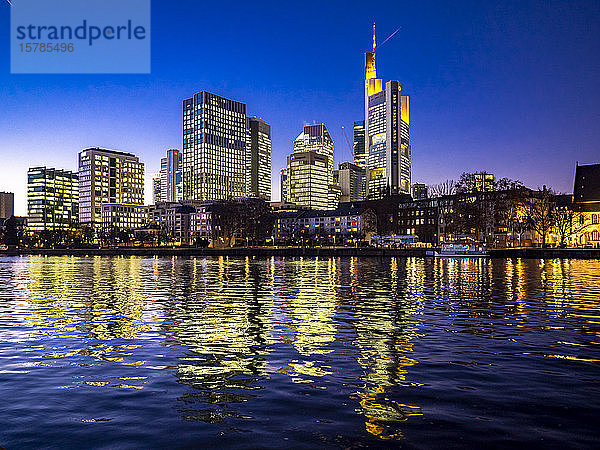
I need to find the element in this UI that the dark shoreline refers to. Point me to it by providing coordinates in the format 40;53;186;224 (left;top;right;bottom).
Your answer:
1;247;600;259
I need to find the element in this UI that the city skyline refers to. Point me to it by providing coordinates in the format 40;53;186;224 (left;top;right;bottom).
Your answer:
1;1;600;215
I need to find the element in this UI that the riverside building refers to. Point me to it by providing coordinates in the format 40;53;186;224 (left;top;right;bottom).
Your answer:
286;124;338;210
27;167;78;231
160;149;183;203
0;192;14;220
78;148;144;229
247;117;272;201
183;91;248;201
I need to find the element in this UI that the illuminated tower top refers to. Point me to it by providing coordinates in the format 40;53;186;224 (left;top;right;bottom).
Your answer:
365;22;382;96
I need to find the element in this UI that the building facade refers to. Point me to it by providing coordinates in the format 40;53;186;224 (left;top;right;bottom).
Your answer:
247;117;272;201
353;120;366;169
273;203;369;245
280;169;288;203
183;91;248;201
101;204;148;232
0;192;14;220
338;162;365;202
286;151;329;210
411;183;428;200
463;171;495;193
364;30;410;200
572;163;600;247
27;167;78;231
152;173;161;204
78;148;144;228
160;149;183;203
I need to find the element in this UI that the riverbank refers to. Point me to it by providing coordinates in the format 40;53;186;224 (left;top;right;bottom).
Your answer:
1;247;600;259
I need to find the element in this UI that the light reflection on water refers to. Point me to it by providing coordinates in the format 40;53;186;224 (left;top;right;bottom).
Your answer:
0;256;599;448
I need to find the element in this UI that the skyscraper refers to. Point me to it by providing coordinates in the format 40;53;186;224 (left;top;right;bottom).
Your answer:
353;120;366;169
0;192;15;220
247;117;272;201
291;124;338;208
152;173;161;204
364;25;411;199
160;149;183;202
78;148;144;228
338;162;365;202
27;167;78;231
183;91;248;201
280;169;288;203
286;151;329;210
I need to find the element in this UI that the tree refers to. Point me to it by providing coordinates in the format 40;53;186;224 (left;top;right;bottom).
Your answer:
2;216;19;247
553;208;589;248
527;186;556;247
429;179;456;198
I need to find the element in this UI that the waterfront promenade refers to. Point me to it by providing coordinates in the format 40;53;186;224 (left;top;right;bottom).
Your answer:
1;247;599;259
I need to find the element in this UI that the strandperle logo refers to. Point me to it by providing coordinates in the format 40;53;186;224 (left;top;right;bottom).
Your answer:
10;0;151;74
15;20;147;46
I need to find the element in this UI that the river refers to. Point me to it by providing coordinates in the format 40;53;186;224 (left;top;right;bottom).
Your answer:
0;256;598;448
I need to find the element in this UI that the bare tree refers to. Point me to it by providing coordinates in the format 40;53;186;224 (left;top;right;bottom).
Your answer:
527;186;556;247
553;208;589;248
429;179;456;197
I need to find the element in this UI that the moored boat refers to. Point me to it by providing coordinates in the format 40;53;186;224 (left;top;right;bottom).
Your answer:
431;243;489;257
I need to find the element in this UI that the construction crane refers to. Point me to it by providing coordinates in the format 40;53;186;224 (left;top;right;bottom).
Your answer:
341;126;354;162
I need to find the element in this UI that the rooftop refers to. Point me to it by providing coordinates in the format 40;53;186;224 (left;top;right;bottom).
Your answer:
573;163;600;203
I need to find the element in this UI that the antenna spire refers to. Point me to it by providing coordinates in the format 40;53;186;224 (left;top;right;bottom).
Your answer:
372;22;376;52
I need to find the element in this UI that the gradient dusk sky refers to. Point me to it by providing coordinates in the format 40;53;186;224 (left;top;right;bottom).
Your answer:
1;0;599;215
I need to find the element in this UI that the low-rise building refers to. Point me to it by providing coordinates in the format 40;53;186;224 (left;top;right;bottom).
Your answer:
149;200;203;245
101;204;148;232
571;163;600;247
273;202;373;245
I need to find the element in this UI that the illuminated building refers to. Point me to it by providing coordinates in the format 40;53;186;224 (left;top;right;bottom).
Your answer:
273;202;370;244
78;148;144;228
286;123;338;209
353;120;366;169
411;183;428;200
101;204;148;231
148;200;202;245
152;173;161;204
160;149;183;202
247;117;272;201
572;163;600;246
0;192;14;219
27;167;78;231
338;162;365;202
463;171;495;193
286;151;329;210
364;25;411;199
280;169;288;202
183;91;248;201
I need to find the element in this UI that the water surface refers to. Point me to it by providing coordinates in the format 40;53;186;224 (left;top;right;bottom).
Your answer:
0;256;599;448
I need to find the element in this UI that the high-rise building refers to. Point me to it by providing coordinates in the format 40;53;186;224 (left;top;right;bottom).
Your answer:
292;124;338;208
280;169;288;203
78;148;144;228
0;192;15;220
286;151;329;210
412;183;428;200
338;162;365;202
152;173;162;204
364;25;411;200
27;167;79;231
183;91;248;201
159;149;183;203
247;117;272;201
353;120;366;169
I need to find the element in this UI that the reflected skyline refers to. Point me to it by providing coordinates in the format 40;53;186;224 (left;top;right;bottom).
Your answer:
0;255;599;447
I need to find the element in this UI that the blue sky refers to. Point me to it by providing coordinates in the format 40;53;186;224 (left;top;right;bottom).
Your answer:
1;0;599;215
